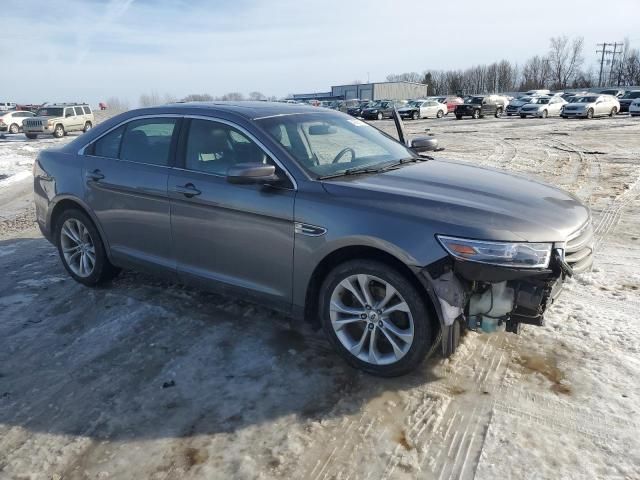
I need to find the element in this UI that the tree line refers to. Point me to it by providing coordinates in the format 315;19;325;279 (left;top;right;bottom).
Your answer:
386;36;640;96
106;91;276;111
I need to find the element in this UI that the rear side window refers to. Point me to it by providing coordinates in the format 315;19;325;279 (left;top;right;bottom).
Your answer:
83;106;91;114
74;106;84;116
93;125;125;158
120;118;177;166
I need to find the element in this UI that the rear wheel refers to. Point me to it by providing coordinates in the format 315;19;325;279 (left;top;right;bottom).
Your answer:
494;108;503;118
472;110;480;119
83;121;92;132
55;209;119;286
53;124;65;138
609;107;617;117
520;114;526;119
320;260;435;377
455;114;463;120
9;123;19;134
541;109;548;118
436;109;444;118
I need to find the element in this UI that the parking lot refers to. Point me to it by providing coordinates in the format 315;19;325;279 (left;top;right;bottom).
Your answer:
1;113;639;479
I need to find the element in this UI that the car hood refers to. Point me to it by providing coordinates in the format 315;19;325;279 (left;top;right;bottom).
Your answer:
321;159;590;243
29;115;60;121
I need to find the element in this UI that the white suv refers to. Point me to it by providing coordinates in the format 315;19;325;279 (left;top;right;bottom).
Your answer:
22;103;94;139
0;102;17;112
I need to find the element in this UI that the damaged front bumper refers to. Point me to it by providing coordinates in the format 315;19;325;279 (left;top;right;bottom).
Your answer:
422;234;591;337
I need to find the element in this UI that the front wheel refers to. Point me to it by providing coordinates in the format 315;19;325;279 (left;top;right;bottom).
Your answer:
455;114;463;120
520;114;526;119
541;109;548;118
377;112;383;120
586;109;594;119
320;260;435;377
55;209;120;286
412;111;419;120
9;123;19;134
609;107;617;117
53;124;65;138
472;110;480;119
436;110;444;118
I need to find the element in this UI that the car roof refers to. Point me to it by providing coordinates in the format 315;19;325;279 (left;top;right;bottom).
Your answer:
145;101;322;120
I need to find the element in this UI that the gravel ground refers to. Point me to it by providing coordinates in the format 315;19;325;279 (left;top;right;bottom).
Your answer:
0;113;639;480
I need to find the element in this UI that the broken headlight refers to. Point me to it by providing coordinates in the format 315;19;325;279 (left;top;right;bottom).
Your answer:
436;236;552;269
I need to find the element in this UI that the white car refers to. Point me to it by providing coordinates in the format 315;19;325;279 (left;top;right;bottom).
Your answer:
398;99;447;119
0;102;17;112
519;96;567;118
0;110;35;134
561;94;620;119
630;99;640;117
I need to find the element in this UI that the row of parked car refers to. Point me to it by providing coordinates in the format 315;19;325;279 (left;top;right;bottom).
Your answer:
0;103;95;138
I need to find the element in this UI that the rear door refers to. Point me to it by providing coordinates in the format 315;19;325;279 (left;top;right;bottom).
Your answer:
64;107;80;131
168;117;296;310
83;116;180;275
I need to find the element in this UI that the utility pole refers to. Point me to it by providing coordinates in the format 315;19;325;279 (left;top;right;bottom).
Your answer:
596;43;610;87
608;41;624;86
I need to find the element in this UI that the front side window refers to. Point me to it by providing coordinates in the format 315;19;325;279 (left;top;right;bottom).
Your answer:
120;118;177;166
257;111;416;178
93;125;125;158
65;108;75;118
185;119;272;175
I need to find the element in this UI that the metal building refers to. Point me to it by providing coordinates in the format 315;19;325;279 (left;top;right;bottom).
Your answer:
292;81;429;101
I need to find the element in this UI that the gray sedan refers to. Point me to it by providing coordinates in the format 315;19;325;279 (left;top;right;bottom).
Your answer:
33;102;593;376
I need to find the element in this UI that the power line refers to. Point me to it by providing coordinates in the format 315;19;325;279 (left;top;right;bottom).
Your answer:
597;41;624;87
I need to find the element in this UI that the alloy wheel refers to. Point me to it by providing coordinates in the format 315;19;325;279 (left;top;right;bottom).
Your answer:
60;218;96;278
329;274;414;365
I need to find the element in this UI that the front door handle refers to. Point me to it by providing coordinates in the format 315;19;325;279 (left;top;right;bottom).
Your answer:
86;169;104;181
174;183;201;198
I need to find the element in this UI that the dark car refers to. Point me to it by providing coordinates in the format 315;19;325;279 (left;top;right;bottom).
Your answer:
34;102;592;376
347;100;373;117
455;96;504;119
597;88;625;98
361;100;396;120
618;90;640;113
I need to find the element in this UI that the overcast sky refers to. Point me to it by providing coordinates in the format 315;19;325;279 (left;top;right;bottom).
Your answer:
3;0;639;105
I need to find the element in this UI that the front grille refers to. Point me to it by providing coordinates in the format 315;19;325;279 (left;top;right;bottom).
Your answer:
24;119;43;127
522;107;537;111
564;222;594;273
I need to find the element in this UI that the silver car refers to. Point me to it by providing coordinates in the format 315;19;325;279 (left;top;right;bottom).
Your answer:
519;96;567;118
33;103;592;376
561;95;620;119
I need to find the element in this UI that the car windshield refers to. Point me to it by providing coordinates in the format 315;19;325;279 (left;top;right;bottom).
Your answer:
36;107;64;117
256;112;416;179
380;102;391;108
408;100;422;107
622;91;640;99
519;97;533;103
577;96;598;103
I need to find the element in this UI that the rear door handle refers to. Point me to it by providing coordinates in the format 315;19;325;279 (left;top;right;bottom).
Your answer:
173;183;201;197
86;169;104;181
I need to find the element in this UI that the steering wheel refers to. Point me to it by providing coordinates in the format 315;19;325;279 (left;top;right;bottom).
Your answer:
332;147;356;164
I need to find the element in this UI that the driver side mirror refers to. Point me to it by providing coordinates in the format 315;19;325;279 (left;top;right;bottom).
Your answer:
410;136;438;153
226;163;279;185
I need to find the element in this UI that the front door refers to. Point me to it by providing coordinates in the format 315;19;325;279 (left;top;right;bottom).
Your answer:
169;118;296;310
83;116;179;275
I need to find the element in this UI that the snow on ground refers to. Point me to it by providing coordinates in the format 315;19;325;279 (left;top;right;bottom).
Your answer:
0;115;639;480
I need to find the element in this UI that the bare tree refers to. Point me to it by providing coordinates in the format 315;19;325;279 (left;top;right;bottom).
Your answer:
182;93;214;102
218;92;244;101
139;91;164;107
520;55;551;90
548;36;584;89
248;91;266;101
385;72;423;83
105;96;130;111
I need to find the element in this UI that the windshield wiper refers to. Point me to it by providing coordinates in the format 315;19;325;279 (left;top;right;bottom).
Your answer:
317;157;426;180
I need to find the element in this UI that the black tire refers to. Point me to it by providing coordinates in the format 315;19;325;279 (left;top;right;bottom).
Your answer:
442;318;461;358
319;259;435;377
55;208;120;286
412;111;419;120
472;110;480;119
609;107;617;117
83;121;92;133
541;109;548;118
586;109;594;119
25;133;37;139
377;112;383;120
9;123;19;134
53;124;65;138
436;109;444;118
455;114;463;120
494;108;502;118
520;114;526;119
